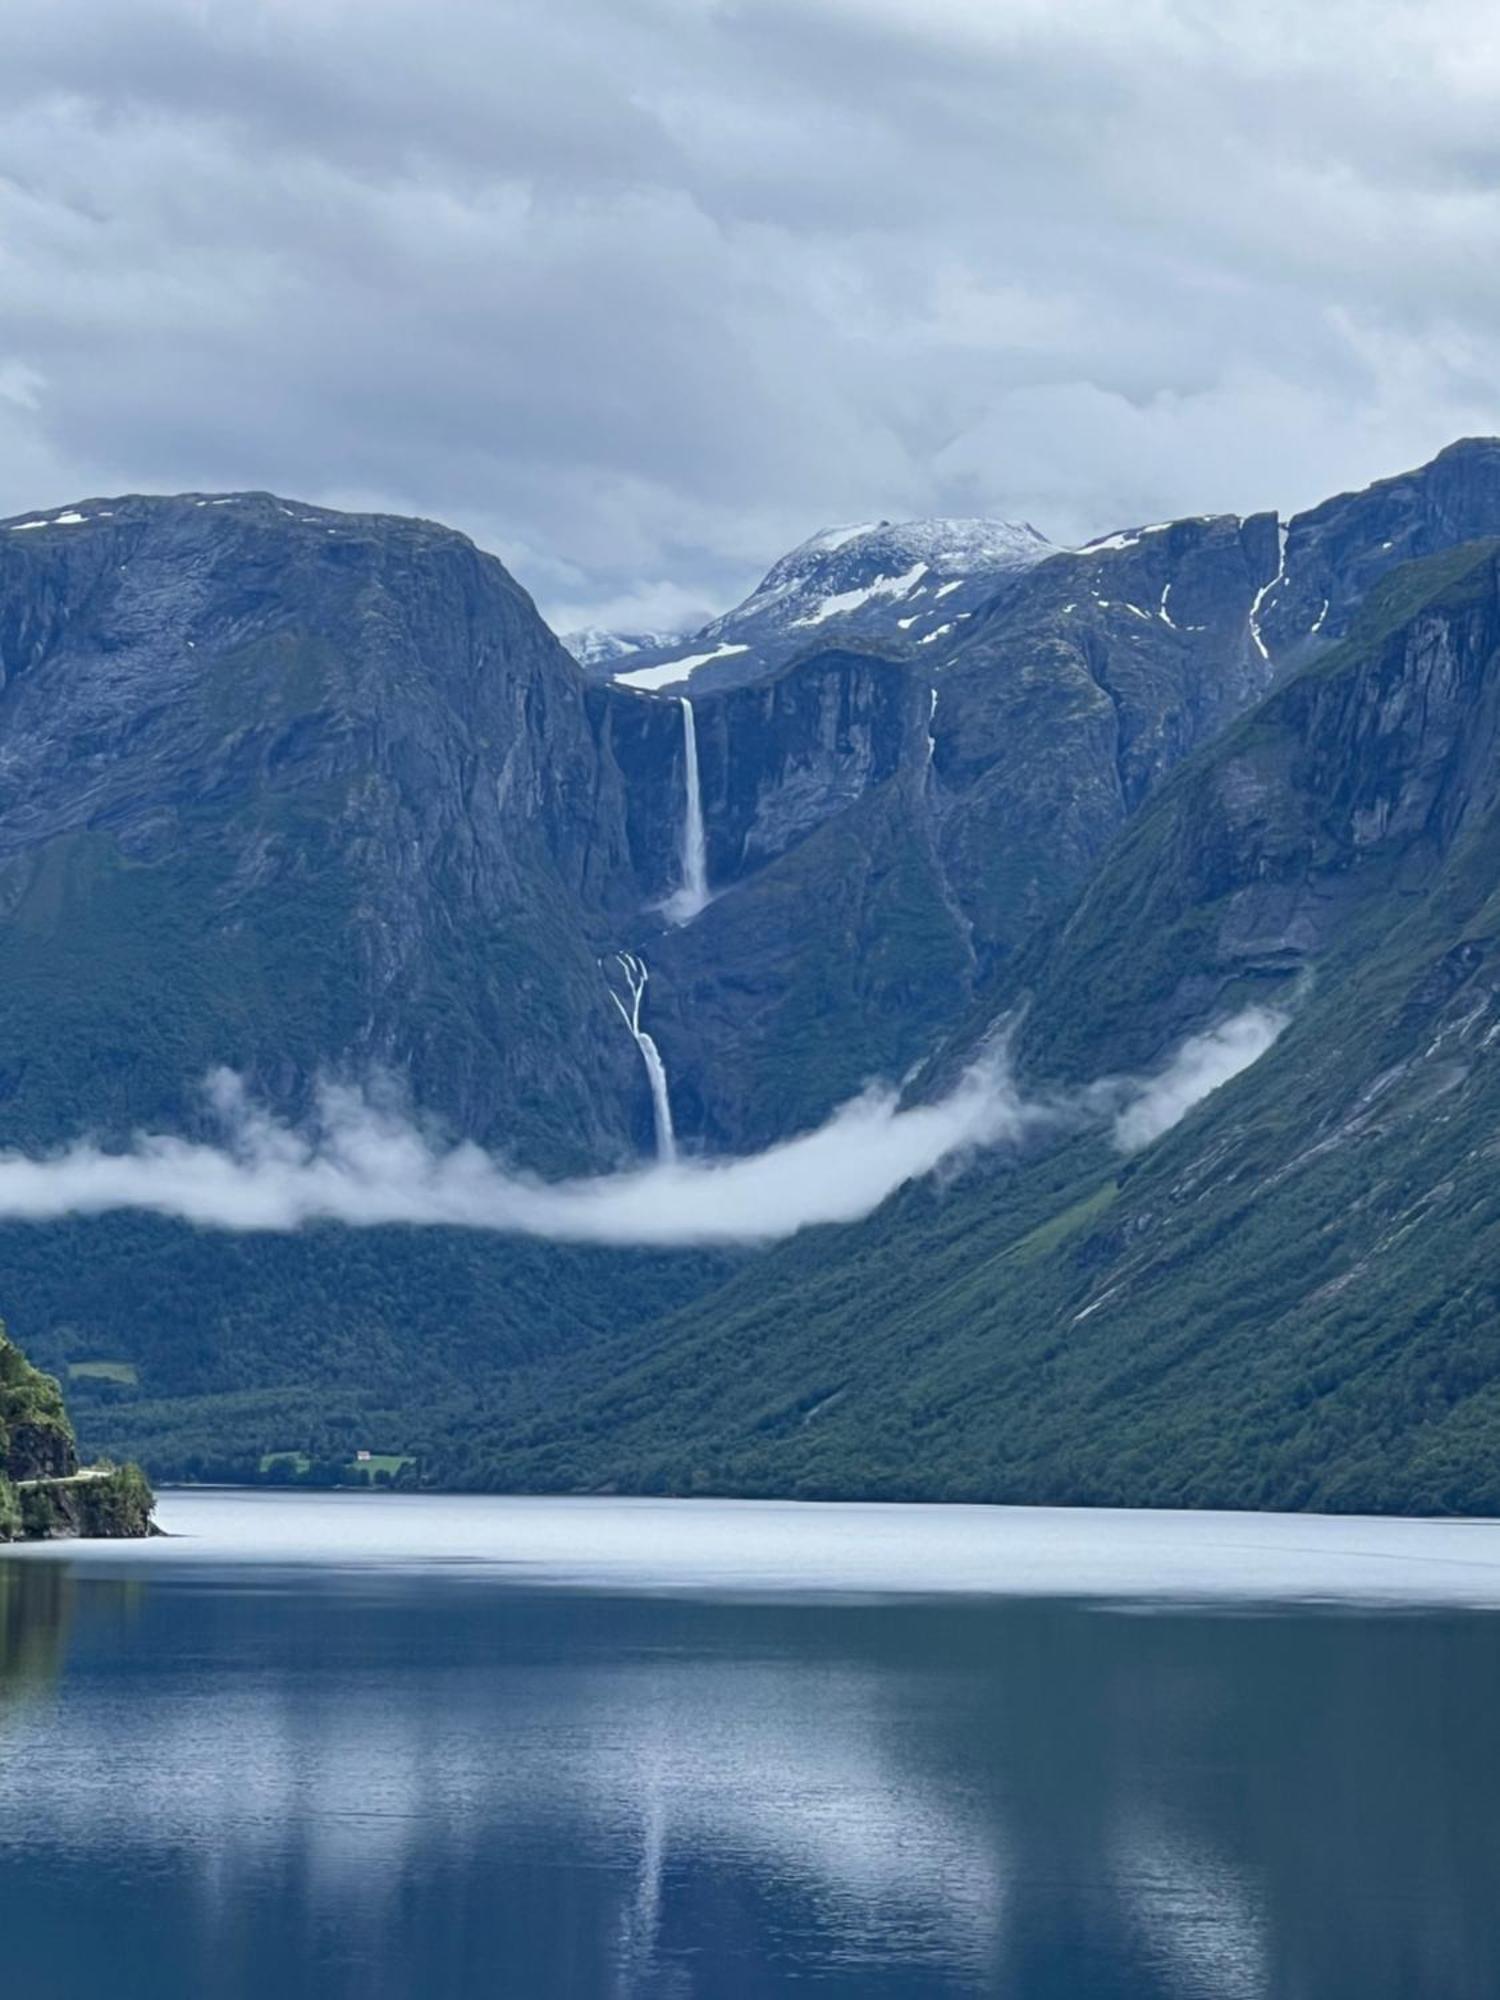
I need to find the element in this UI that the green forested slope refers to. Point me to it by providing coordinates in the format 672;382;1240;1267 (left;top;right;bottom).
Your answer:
440;544;1500;1513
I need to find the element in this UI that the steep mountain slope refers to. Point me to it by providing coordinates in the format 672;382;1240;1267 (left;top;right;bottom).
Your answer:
0;495;738;1461
597;519;1054;695
1263;435;1500;667
11;448;1500;1501
454;540;1500;1515
0;491;669;1169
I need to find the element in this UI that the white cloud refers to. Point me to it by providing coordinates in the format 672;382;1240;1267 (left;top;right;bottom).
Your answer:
3;2;1495;622
1110;1006;1287;1154
0;1009;1283;1246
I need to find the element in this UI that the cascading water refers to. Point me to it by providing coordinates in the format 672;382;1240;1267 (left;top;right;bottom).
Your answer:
607;952;677;1163
661;696;710;925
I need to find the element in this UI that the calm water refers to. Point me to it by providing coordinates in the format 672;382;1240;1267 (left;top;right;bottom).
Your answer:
3;1493;1500;1998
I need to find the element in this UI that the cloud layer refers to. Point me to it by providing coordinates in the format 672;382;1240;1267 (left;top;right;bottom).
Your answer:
0;1009;1284;1246
1;2;1498;626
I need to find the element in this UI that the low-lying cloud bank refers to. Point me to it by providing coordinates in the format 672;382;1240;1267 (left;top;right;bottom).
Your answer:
0;1007;1286;1248
1108;1007;1286;1154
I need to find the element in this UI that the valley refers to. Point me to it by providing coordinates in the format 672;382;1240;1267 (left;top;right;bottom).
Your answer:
4;443;1500;1511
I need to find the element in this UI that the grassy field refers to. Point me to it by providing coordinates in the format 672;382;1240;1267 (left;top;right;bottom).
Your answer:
67;1360;139;1387
259;1449;415;1483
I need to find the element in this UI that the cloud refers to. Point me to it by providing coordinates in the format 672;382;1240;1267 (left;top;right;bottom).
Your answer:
0;2;1498;623
0;1009;1283;1246
1110;1006;1288;1154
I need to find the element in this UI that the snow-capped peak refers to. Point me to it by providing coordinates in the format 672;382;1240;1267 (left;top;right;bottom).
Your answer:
563;626;683;669
586;515;1055;697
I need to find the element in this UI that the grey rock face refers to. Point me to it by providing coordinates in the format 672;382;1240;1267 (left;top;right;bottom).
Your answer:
1018;541;1500;1076
929;510;1283;965
0;494;660;1166
1263;436;1500;665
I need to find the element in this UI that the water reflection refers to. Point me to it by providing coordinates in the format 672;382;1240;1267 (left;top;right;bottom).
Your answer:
0;1558;73;1711
0;1559;1497;1997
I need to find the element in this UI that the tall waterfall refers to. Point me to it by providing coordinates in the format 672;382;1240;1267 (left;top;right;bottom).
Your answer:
608;952;677;1163
662;696;710;925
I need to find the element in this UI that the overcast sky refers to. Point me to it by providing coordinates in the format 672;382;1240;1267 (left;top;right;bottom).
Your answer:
2;0;1498;631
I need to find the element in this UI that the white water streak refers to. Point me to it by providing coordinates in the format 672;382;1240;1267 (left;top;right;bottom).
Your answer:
607;953;677;1164
1247;520;1288;662
661;698;710;925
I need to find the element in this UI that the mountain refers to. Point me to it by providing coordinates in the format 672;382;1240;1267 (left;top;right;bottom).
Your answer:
563;626;683;670
464;537;1500;1514
0;489;673;1169
595;518;1054;696
8;447;1500;1504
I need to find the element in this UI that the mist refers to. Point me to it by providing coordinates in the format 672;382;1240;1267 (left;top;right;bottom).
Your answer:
0;1008;1285;1248
1110;1006;1288;1155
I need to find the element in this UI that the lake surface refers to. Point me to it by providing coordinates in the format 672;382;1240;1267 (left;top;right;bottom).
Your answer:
4;1491;1500;1998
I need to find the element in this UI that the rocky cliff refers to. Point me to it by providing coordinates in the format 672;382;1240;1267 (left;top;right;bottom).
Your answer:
0;1324;153;1539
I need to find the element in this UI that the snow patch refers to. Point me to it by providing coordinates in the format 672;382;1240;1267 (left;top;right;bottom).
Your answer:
1081;523;1170;555
10;510;87;530
616;644;748;693
791;561;929;628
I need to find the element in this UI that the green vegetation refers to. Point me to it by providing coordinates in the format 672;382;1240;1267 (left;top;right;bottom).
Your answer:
259;1451;312;1476
0;1324;75;1484
394;542;1500;1516
0;1320;153;1540
6;535;1500;1519
257;1448;413;1486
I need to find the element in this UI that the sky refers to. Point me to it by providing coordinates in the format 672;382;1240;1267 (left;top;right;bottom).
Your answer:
2;1;1498;634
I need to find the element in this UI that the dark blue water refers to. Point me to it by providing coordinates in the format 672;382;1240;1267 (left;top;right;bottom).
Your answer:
3;1492;1500;1998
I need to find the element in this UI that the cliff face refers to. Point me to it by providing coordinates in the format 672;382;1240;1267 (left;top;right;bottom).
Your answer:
0;1330;76;1482
0;492;673;1170
1017;540;1500;1076
1264;436;1500;664
0;1325;153;1540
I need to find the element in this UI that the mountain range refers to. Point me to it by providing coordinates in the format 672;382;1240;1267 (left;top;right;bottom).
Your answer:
5;441;1500;1510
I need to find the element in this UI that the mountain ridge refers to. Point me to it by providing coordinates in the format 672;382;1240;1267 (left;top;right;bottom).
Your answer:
5;448;1500;1507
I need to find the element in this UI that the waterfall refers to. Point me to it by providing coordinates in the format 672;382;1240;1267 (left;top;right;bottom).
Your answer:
661;696;710;925
607;952;677;1163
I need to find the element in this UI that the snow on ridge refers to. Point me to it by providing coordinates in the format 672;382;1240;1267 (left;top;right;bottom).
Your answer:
615;643;749;692
791;560;929;628
9;509;89;531
1080;522;1172;555
809;522;880;553
760;516;1052;594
